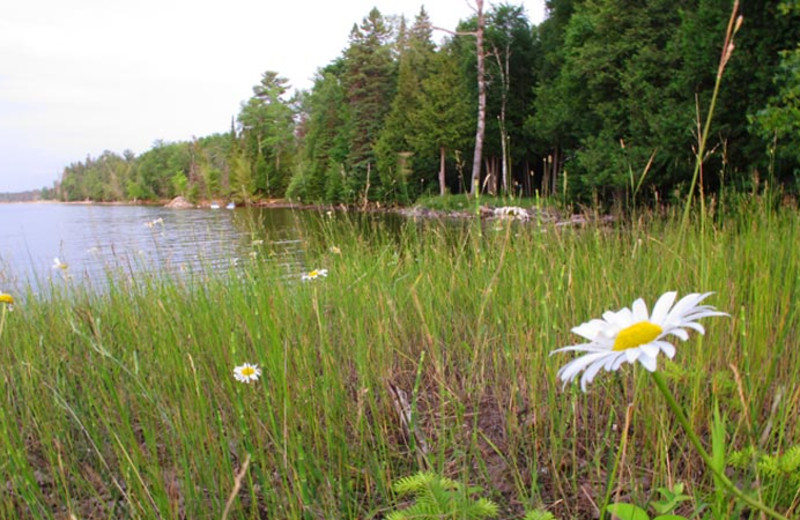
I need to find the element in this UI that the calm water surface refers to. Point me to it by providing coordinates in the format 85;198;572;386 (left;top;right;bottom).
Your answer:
0;203;340;293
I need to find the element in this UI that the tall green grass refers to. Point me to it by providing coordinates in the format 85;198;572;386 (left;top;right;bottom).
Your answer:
1;198;798;519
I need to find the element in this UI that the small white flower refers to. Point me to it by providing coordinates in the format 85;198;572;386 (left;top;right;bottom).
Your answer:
233;363;261;384
551;291;727;391
301;268;328;281
52;257;68;270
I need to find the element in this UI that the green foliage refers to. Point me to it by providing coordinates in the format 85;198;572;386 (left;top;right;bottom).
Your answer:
752;43;800;167
171;171;188;197
523;510;556;520
728;445;800;510
237;71;297;197
343;7;397;202
387;472;499;520
408;46;473;197
229;148;254;204
374;8;435;205
59;150;134;201
291;64;351;202
48;1;800;206
607;503;687;520
650;483;692;515
532;0;800;204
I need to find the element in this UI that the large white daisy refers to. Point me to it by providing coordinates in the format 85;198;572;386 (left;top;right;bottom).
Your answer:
552;291;727;391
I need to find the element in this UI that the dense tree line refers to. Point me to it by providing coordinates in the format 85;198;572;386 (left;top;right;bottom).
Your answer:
55;1;800;207
0;190;48;202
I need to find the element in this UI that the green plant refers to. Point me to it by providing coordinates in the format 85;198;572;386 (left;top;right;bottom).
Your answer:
728;445;800;512
607;482;693;520
650;483;692;516
387;472;499;520
606;502;687;520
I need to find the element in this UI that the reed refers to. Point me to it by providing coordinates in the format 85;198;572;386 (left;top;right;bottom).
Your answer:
0;196;797;519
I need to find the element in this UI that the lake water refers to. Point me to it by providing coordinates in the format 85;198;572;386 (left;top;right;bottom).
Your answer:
0;203;374;294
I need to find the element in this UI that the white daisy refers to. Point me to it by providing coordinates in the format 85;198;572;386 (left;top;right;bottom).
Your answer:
301;268;328;281
552;291;727;391
52;257;68;270
233;363;261;384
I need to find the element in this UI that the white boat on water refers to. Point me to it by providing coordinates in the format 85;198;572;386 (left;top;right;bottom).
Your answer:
210;202;220;209
226;202;235;209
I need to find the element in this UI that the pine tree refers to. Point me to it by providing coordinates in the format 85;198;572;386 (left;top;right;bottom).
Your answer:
343;7;397;203
409;46;473;196
237;71;297;198
375;8;436;204
288;62;351;203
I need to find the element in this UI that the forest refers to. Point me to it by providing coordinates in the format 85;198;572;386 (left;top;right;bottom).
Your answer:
53;0;800;208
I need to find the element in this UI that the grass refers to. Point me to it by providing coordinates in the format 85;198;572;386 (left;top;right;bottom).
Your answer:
1;194;798;519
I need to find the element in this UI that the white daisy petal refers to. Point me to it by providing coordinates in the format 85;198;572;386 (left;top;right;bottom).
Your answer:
603;352;624;370
638;352;658;372
631;298;649;322
551;343;609;354
666;293;706;325
640;343;660;358
653;340;676;358
650;291;677;325
682;322;706;335
581;357;610;391
667;328;690;341
558;352;607;387
572;320;605;340
610;353;632;371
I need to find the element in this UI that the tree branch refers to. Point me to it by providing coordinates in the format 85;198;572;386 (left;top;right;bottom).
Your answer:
432;26;476;37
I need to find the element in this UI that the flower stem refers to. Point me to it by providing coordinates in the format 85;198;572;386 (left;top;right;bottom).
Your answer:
650;371;788;520
0;305;7;339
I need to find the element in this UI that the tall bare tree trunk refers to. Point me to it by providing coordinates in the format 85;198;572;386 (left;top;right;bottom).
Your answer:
489;37;512;196
439;146;446;196
469;0;486;196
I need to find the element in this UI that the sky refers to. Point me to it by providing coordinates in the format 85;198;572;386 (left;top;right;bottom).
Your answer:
0;0;546;193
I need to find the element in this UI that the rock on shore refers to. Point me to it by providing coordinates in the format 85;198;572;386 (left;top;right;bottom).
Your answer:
165;196;194;209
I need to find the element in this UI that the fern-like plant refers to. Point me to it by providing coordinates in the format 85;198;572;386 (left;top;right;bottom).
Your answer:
728;444;800;511
387;471;499;520
523;510;556;520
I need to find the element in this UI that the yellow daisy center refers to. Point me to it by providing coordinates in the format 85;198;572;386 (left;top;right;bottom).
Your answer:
241;366;256;377
308;270;318;277
612;321;663;351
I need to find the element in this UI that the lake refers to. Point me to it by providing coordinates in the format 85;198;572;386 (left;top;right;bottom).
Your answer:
0;203;399;294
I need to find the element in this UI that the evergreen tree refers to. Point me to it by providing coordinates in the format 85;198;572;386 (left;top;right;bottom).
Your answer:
237;71;297;197
375;8;436;204
409;46;473;196
343;7;397;203
288;61;351;202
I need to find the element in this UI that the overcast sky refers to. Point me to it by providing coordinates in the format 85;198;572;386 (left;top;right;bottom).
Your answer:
0;0;546;193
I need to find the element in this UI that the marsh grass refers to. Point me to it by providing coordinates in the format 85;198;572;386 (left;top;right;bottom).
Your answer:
0;197;798;519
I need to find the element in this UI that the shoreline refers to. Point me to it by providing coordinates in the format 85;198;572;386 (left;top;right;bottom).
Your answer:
0;197;605;226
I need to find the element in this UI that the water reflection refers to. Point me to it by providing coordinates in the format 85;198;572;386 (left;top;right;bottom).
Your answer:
0;204;331;292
